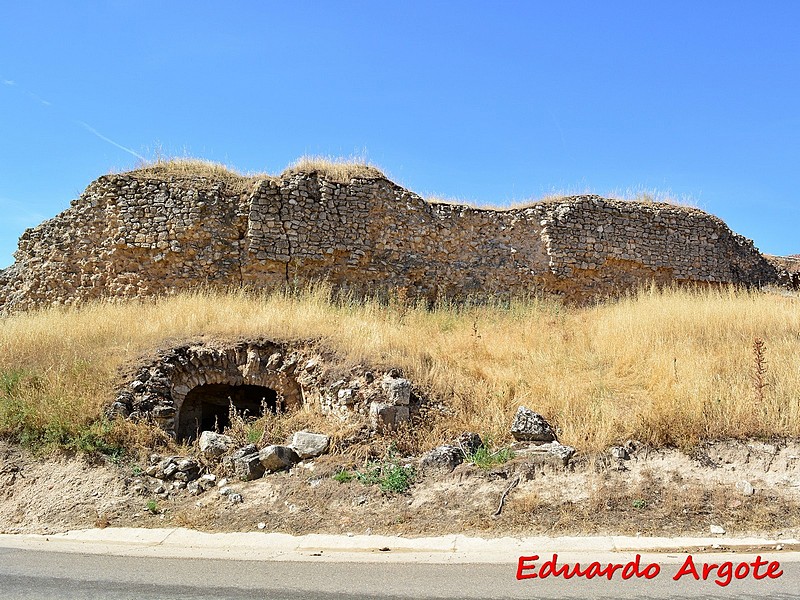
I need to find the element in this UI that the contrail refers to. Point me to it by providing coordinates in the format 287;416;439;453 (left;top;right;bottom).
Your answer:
2;77;145;160
27;91;51;106
76;121;145;161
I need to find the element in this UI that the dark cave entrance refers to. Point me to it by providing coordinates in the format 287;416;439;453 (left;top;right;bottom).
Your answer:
177;383;281;442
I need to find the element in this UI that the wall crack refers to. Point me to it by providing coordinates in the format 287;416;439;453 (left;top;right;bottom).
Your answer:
276;182;294;287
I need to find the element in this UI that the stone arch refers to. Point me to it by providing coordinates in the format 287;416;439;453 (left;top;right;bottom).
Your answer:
116;341;305;439
176;383;280;441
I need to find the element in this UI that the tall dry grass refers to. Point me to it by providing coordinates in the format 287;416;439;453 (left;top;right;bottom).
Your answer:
280;155;387;182
119;154;386;192
1;286;798;454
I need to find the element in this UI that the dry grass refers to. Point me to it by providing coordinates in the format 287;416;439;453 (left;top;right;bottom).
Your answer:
426;187;698;212
424;193;575;211
607;186;700;208
425;195;487;209
279;155;387;182
120;157;697;214
124;157;267;193
766;254;800;270
1;285;799;456
121;154;387;190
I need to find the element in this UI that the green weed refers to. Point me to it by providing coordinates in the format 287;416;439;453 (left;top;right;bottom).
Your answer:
334;460;415;493
464;440;515;470
332;469;355;483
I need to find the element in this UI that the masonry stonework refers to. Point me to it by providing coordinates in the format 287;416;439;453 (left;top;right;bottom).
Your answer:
113;338;419;439
0;170;780;312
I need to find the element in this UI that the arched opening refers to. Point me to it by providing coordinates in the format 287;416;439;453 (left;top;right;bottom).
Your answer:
176;383;282;442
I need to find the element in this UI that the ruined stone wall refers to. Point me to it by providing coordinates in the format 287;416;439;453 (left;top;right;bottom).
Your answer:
0;170;778;312
0;175;250;311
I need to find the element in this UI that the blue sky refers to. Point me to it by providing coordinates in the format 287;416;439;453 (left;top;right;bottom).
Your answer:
1;1;798;268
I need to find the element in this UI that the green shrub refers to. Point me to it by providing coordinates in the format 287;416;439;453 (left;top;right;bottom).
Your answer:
333;469;355;483
378;463;415;494
334;460;415;493
465;444;515;470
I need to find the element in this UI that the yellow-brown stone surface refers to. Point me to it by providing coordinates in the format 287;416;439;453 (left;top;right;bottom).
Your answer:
0;170;779;312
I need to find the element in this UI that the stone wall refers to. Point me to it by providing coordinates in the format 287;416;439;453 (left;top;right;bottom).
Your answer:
0;170;779;312
765;255;800;290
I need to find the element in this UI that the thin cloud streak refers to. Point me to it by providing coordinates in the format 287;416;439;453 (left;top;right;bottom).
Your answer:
27;92;51;106
0;197;46;227
3;77;145;161
76;121;146;161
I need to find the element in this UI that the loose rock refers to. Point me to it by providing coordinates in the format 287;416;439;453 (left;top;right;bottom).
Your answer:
420;445;463;475
369;402;409;432
513;441;576;467
258;445;300;472
610;446;629;460
223;445;258;470
199;431;233;458
234;452;266;481
455;432;483;455
381;375;411;406
510;406;556;442
290;431;330;460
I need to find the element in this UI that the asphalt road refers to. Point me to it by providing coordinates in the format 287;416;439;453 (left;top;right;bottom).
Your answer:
1;546;799;600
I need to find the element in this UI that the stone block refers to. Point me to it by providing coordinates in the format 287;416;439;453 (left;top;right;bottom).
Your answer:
258;445;299;472
420;445;463;475
234;452;265;481
455;432;483;455
199;431;233;458
223;444;258;470
381;375;411;405
290;431;330;460
510;406;556;442
513;441;576;467
369;402;409;432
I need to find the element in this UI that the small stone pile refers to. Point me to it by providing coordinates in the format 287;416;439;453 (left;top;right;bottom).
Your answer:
219;431;331;482
418;407;576;476
509;406;576;467
128;429;332;504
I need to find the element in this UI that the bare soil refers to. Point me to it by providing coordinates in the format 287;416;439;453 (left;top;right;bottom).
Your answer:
2;439;800;539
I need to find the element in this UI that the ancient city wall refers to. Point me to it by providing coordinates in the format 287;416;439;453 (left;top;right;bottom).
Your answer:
0;169;779;312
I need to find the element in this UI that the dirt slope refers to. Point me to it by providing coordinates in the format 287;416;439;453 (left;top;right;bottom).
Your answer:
3;440;800;541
